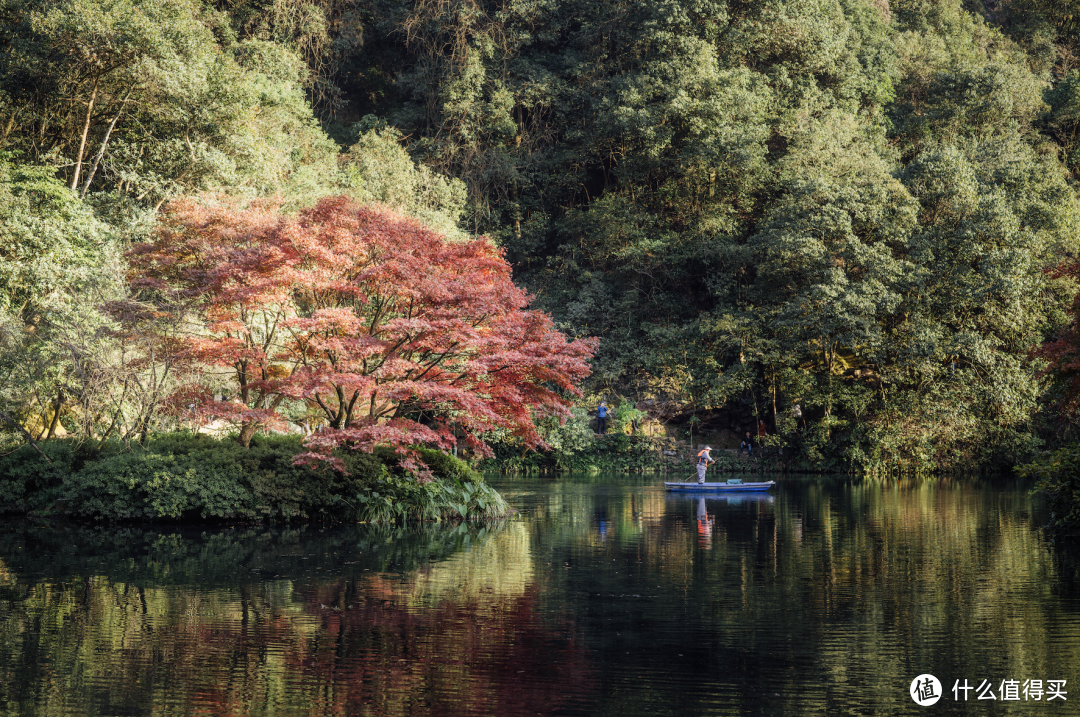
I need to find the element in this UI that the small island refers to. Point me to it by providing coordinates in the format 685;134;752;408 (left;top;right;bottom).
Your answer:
1;196;595;524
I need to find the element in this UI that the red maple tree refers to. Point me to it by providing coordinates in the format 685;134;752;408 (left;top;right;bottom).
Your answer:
129;195;597;475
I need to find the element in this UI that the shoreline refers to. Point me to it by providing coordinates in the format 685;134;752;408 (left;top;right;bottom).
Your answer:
0;433;511;524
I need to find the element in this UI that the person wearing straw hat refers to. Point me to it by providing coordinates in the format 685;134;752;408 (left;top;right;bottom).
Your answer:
696;445;714;484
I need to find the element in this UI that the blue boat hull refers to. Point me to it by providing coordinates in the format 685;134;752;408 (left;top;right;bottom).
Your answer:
664;481;775;492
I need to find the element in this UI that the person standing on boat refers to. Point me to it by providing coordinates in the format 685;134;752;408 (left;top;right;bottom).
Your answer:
696;445;714;484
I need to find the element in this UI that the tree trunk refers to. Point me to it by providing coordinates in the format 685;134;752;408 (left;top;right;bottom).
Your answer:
770;365;777;430
332;386;346;428
238;421;258;448
44;389;64;440
71;77;99;191
1;112;16;143
81;86;133;198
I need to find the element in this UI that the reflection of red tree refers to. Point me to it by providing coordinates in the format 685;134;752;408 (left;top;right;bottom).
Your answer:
289;579;596;716
171;578;596;716
129;196;597;468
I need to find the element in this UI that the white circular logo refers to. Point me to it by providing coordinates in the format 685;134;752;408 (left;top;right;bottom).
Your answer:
910;674;943;706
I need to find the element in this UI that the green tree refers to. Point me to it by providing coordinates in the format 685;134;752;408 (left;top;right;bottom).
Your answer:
340;119;467;240
0;0;339;207
0;159;124;440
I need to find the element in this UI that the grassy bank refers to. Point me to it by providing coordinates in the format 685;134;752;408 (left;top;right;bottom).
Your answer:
482;431;785;475
0;434;509;524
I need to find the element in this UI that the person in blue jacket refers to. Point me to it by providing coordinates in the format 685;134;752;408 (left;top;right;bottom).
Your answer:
597;401;608;434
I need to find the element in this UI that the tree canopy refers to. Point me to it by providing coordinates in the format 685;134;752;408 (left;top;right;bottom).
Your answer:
335;0;1080;469
5;0;1080;472
129;195;596;474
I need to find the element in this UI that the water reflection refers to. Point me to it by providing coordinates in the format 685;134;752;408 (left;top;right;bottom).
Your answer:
0;520;594;717
695;497;713;549
0;474;1077;716
497;474;1079;716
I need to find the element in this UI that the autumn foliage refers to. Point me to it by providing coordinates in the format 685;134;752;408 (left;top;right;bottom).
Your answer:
129;195;597;474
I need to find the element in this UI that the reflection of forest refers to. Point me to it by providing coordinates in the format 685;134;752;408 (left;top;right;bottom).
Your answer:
0;477;1077;717
0;521;592;717
500;475;1079;715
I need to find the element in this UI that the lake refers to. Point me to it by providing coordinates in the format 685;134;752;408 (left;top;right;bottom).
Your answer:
1;473;1077;716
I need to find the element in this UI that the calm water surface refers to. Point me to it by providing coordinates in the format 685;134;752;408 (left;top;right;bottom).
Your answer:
1;473;1078;716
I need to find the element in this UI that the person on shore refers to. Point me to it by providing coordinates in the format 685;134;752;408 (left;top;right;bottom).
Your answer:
597;401;608;435
740;431;753;457
696;445;714;484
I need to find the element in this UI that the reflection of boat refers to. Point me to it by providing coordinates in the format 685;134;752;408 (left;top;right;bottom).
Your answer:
666;491;775;505
664;480;776;492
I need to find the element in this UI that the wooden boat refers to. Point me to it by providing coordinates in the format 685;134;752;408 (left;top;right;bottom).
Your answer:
664;480;776;492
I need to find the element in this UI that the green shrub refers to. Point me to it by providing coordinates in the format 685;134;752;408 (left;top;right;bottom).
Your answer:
0;440;79;513
351;445;506;523
0;433;509;523
355;474;510;524
62;451;258;520
414;446;484;483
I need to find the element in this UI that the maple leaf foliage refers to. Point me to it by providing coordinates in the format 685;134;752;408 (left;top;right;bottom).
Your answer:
129;195;597;477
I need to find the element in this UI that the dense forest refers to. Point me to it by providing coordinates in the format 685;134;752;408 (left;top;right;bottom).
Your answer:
5;0;1080;475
